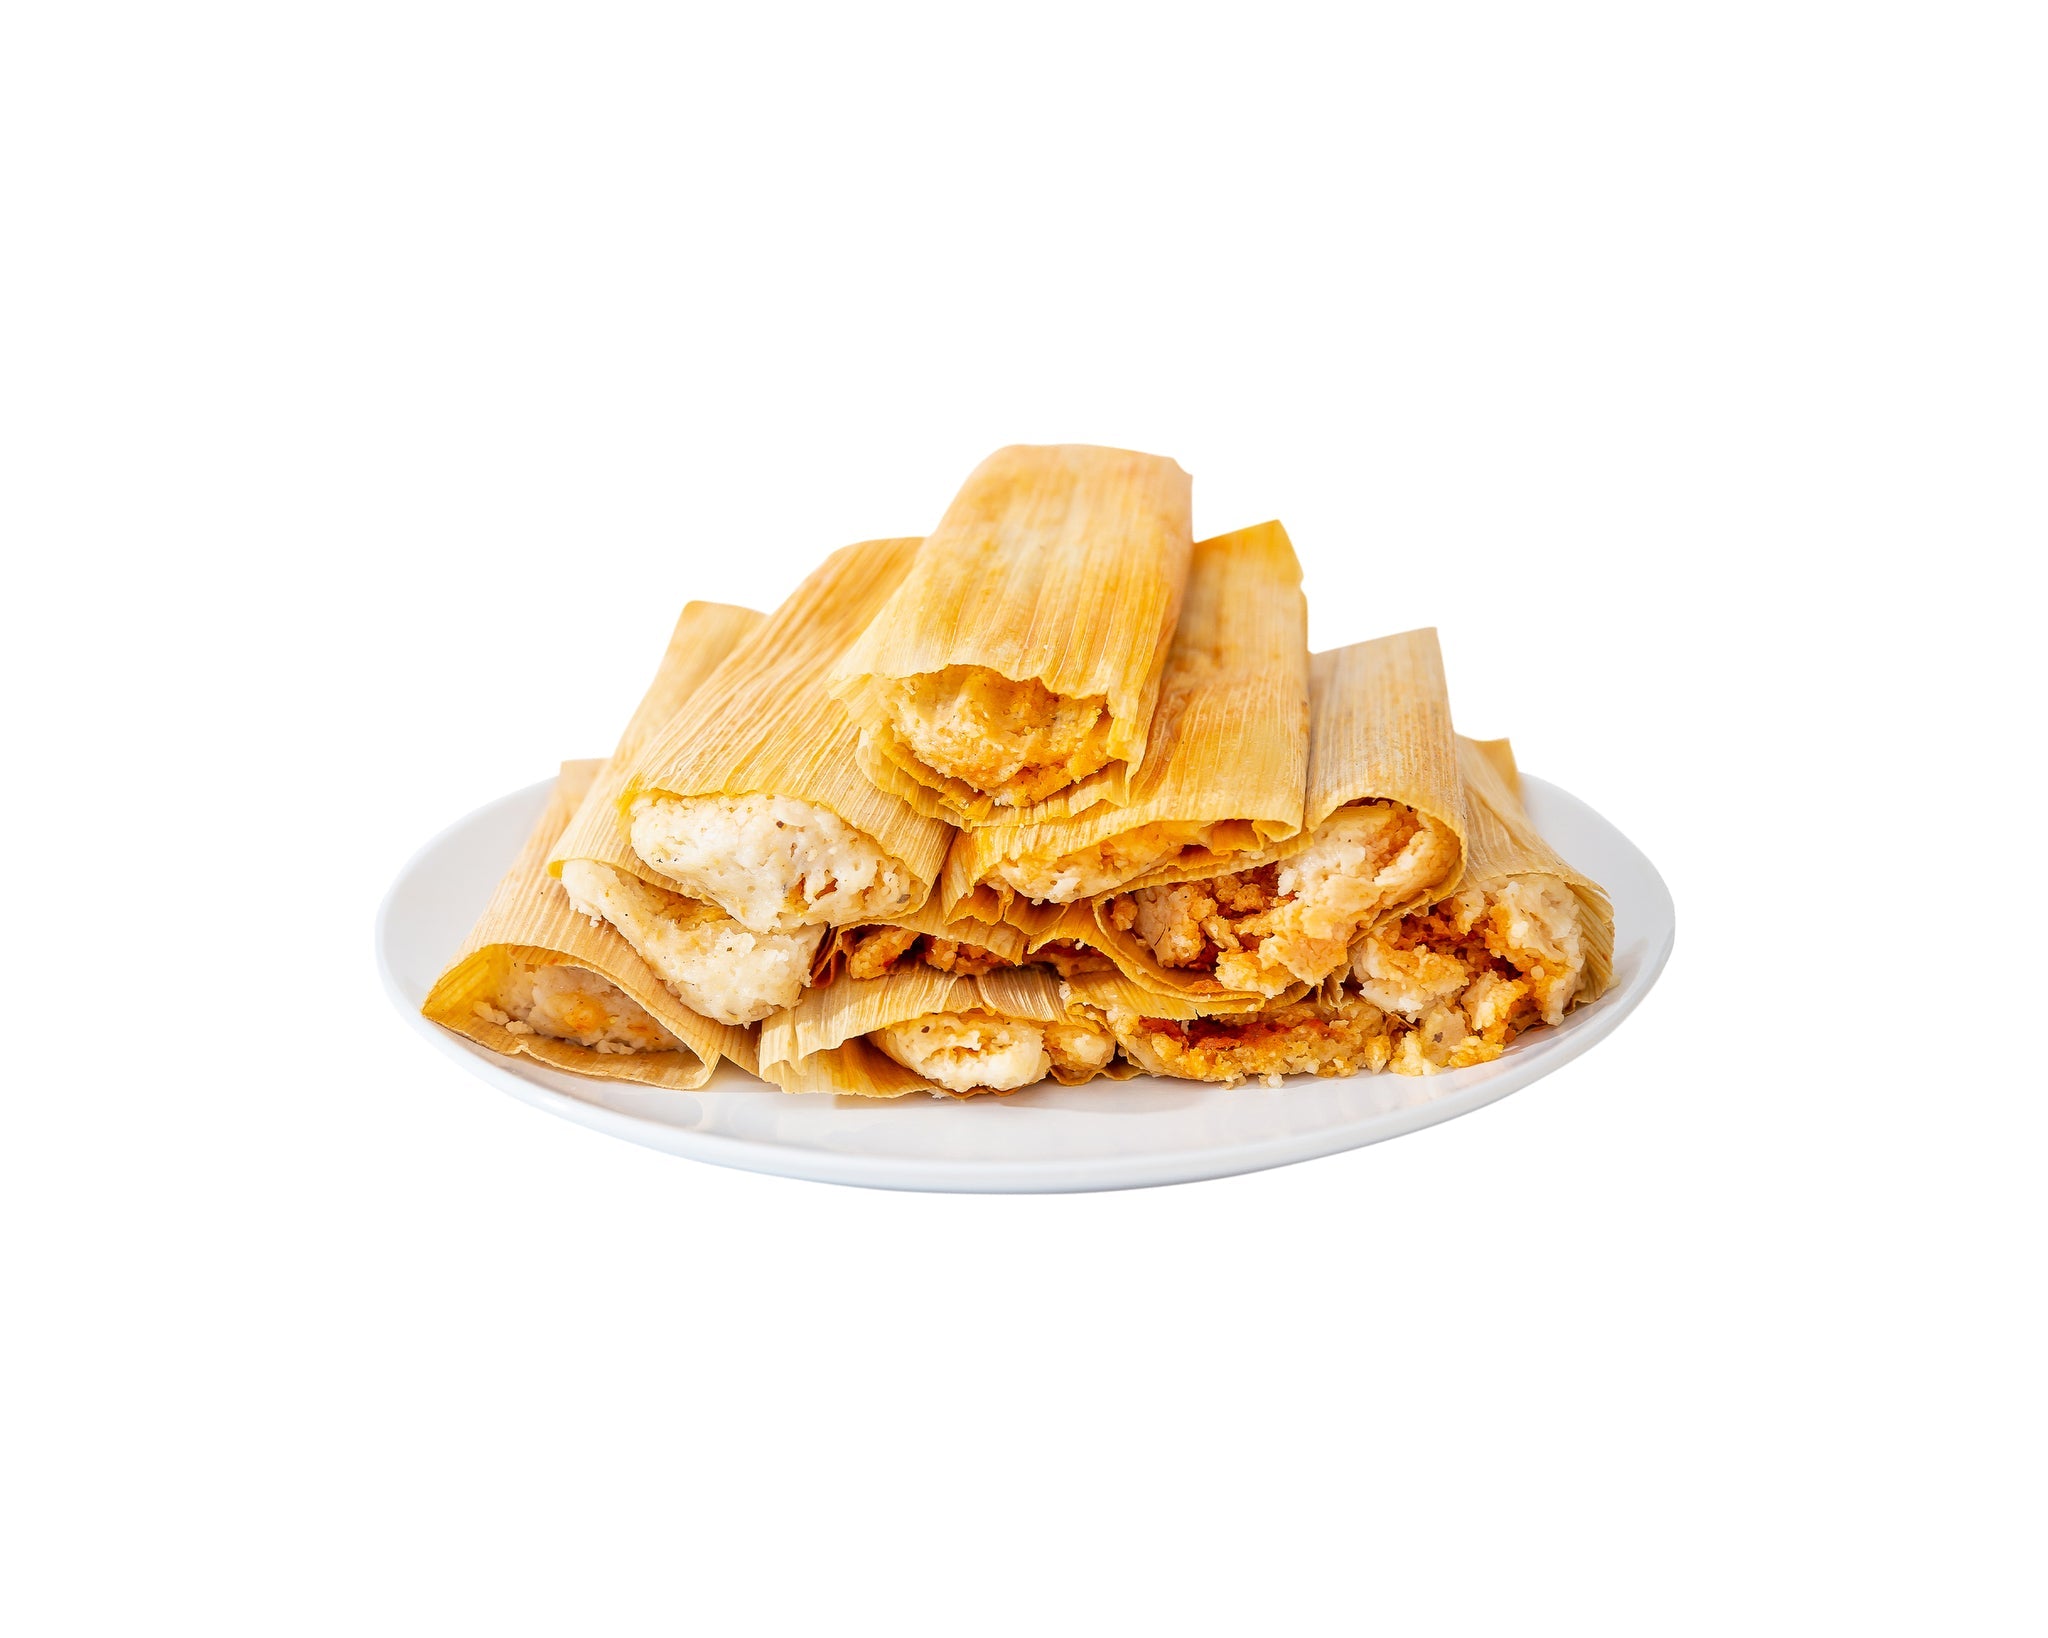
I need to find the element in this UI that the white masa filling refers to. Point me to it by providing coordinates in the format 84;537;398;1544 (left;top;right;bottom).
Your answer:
630;792;918;936
560;858;819;1027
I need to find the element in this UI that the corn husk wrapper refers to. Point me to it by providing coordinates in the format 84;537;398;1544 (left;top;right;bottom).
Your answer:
809;895;1030;987
939;520;1308;923
1436;736;1613;1004
548;600;764;888
617;538;956;911
422;761;757;1087
828;445;1194;826
1300;627;1466;843
1084;627;1469;1004
1059;968;1278;1023
759;967;1136;1098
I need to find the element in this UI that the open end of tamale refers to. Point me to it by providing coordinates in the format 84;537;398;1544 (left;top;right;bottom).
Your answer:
614;538;955;930
759;966;1129;1098
829;445;1195;823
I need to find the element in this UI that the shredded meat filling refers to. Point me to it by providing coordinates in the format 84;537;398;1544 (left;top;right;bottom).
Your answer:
1121;993;1393;1084
1354;879;1585;1065
841;925;1014;980
1103;802;1450;994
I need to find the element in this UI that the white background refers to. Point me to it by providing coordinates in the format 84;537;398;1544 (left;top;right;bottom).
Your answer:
3;3;2042;1633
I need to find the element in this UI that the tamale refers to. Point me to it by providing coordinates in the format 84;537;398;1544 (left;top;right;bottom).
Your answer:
827;445;1194;824
939;520;1308;919
1342;735;1612;1072
759;967;1128;1098
1080;736;1612;1083
617;539;956;942
545;601;824;1028
1092;628;1467;1001
423;761;756;1088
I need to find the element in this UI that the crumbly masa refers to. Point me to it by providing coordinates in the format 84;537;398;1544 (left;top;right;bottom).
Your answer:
629;792;918;936
560;858;819;1026
1106;991;1394;1084
990;818;1256;903
841;924;1012;980
1350;874;1588;1069
1105;800;1459;994
873;1007;1118;1095
1105;872;1589;1083
828;926;1113;983
1044;1018;1117;1075
880;666;1113;806
473;959;682;1056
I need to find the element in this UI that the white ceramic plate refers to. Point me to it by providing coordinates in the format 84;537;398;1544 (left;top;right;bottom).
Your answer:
377;777;1672;1193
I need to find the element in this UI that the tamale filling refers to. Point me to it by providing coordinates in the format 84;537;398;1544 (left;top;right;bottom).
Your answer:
559;858;819;1027
1105;871;1590;1083
825;926;1116;984
629;791;920;936
879;666;1114;808
1103;799;1459;995
873;1007;1118;1095
473;960;683;1057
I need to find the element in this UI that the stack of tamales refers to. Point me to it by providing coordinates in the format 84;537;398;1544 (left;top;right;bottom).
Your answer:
426;444;1612;1098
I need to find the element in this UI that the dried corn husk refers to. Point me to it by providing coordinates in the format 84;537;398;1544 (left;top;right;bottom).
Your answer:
1059;968;1277;1022
940;520;1308;921
809;896;1030;986
422;761;756;1087
1443;736;1613;1003
828;445;1193;824
1084;627;1469;1003
548;600;763;888
759;967;1133;1098
617;538;956;912
1301;628;1465;841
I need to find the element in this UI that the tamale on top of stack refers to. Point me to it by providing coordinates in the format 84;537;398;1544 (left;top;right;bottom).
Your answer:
938;519;1310;925
616;537;958;942
828;444;1194;826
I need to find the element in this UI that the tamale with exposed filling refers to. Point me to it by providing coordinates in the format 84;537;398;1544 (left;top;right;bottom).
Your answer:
1342;736;1612;1073
617;539;957;949
828;445;1193;824
545;602;827;1028
1073;736;1612;1083
423;761;756;1087
759;967;1128;1098
939;520;1308;921
1092;628;1467;1001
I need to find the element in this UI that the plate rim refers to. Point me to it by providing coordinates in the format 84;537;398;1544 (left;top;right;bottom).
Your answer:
375;776;1675;1193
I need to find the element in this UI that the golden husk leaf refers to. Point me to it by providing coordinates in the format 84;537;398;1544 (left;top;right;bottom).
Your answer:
422;761;757;1087
548;601;764;886
1059;968;1278;1022
1450;736;1614;1003
616;538;956;905
938;520;1309;921
828;445;1194;824
1303;628;1465;840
